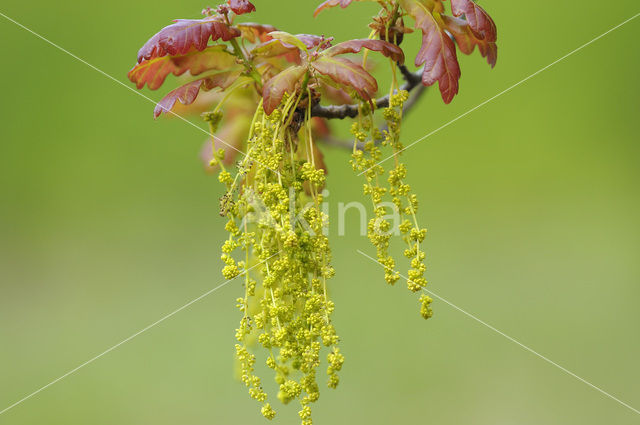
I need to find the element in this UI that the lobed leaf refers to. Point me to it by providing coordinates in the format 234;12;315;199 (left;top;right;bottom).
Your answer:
316;77;354;105
251;40;303;67
313;0;359;17
236;22;277;43
401;0;445;13
261;65;308;115
153;71;242;118
137;17;240;63
251;34;325;67
128;46;237;90
450;0;497;42
295;34;327;50
322;39;405;64
253;34;325;56
228;0;256;15
400;0;461;103
311;56;377;102
443;15;497;67
255;56;302;80
267;31;310;52
252;39;297;58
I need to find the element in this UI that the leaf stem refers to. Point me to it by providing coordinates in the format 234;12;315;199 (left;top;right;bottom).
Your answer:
229;37;262;87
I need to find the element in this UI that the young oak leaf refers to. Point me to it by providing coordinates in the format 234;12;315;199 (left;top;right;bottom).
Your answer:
260;33;397;113
295;34;327;49
251;42;304;68
236;23;277;43
252;34;325;55
254;55;301;80
310;56;377;103
251;39;300;59
443;15;497;67
400;0;461;103
128;45;238;90
137;17;240;63
267;31;312;52
250;34;324;66
153;71;243;118
322;39;405;64
313;0;361;17
317;77;355;105
450;0;497;42
403;0;445;13
262;65;308;114
228;0;256;15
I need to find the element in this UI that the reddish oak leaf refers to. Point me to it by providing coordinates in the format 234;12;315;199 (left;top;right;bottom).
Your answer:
296;34;327;49
323;39;405;64
128;46;237;90
251;34;324;65
252;39;298;58
401;0;460;103
443;15;497;67
257;46;305;69
317;79;354;105
450;0;497;42
314;0;358;17
268;31;311;52
259;33;400;112
310;117;331;139
236;22;277;43
255;56;302;80
262;65;308;114
228;0;256;15
137;17;240;63
401;0;445;13
251;39;304;66
311;56;377;102
252;34;325;55
268;32;326;50
154;71;242;118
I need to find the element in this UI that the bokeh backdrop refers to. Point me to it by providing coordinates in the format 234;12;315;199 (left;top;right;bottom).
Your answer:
1;1;639;424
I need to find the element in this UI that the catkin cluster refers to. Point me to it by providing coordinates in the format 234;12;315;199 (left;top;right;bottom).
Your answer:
350;91;433;319
210;97;342;424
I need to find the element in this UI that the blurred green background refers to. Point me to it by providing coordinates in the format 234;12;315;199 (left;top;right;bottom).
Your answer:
1;1;639;424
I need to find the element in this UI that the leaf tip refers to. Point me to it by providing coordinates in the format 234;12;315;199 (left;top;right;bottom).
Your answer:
228;0;256;15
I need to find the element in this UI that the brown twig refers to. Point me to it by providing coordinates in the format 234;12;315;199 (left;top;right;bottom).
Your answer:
310;65;424;119
316;65;427;149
